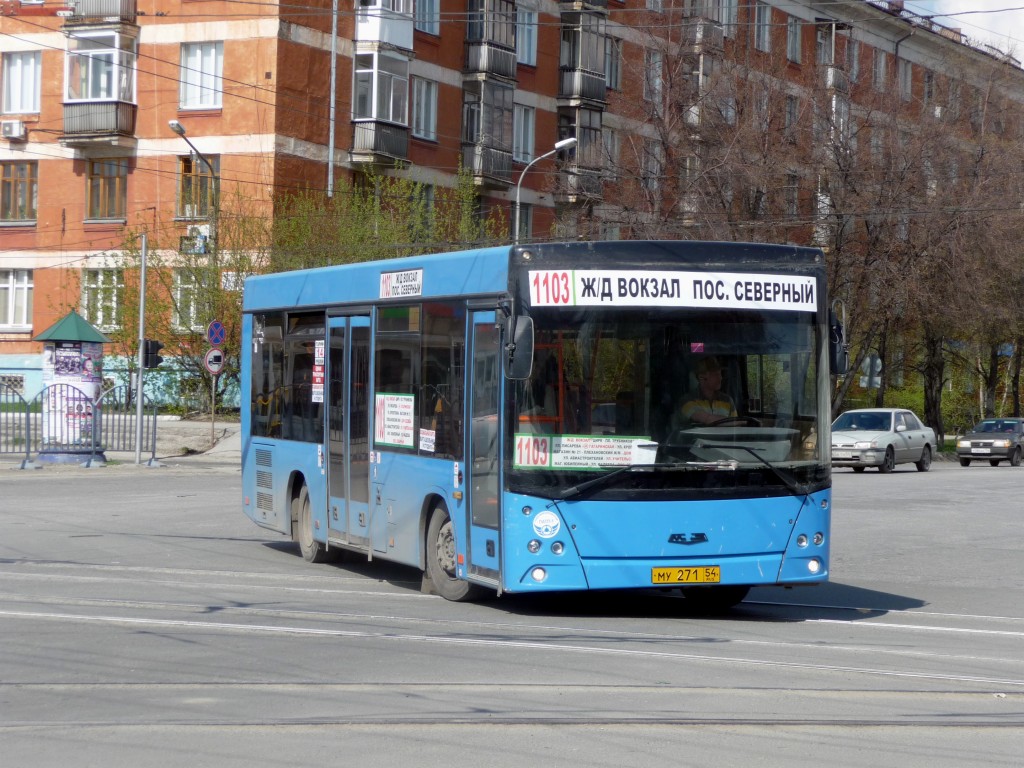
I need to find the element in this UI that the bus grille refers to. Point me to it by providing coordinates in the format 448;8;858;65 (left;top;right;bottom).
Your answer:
256;470;273;489
256;492;273;511
255;448;272;466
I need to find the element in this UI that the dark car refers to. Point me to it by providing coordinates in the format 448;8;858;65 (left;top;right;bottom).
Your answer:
955;418;1024;467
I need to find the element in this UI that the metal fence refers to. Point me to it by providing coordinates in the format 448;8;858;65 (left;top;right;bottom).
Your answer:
0;382;158;468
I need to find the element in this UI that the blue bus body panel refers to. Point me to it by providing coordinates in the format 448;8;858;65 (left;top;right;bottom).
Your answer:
501;491;830;593
243;247;512;311
371;452;461;568
242;438;323;537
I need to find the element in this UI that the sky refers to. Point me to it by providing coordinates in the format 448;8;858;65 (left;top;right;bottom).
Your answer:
907;1;1024;57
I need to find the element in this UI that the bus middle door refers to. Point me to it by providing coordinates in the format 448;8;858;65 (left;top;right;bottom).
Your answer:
326;315;372;551
464;311;501;587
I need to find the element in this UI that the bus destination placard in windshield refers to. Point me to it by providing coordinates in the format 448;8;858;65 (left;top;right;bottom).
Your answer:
528;269;816;312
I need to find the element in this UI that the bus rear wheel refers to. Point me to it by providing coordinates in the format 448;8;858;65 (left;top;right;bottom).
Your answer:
680;586;750;612
294;485;329;563
426;505;487;602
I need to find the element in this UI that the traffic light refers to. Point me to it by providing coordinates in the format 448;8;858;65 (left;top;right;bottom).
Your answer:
143;339;165;369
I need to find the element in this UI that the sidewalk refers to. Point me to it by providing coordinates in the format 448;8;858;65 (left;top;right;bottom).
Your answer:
1;416;242;471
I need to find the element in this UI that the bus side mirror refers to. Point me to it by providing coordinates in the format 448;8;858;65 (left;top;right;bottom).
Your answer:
829;313;849;375
504;315;534;380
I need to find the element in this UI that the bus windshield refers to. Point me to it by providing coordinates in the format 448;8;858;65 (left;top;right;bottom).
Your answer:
507;305;828;499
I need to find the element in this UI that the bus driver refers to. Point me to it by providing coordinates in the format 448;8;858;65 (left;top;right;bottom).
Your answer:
679;356;737;426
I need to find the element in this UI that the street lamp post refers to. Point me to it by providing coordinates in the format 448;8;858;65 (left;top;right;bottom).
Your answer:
168;119;219;240
514;136;577;245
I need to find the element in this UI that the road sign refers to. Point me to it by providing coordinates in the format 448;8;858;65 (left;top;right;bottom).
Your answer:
207;320;226;347
204;347;225;376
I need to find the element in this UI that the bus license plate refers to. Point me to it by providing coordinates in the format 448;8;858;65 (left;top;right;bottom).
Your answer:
652;566;720;585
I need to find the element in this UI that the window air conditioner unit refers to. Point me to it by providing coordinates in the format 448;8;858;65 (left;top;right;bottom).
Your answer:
1;120;26;140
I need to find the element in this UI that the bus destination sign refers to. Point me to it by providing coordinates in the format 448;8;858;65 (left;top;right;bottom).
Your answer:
380;269;423;299
528;269;816;312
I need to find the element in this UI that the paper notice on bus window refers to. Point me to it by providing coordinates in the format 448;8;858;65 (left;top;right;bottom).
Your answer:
374;393;415;448
514;434;655;470
527;269;816;312
420;428;436;453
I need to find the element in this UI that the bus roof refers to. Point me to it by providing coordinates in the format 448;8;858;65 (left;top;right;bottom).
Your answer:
242;241;823;312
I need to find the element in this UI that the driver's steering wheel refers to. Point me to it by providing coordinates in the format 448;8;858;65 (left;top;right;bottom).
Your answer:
712;416;762;427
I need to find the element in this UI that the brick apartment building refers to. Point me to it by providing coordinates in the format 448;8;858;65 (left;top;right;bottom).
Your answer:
2;0;1024;397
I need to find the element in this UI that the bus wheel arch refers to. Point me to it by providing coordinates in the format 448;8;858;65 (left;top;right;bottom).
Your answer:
289;473;329;563
424;501;487;602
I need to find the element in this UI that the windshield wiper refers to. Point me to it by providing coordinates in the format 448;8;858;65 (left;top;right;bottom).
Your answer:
556;460;739;501
726;445;810;498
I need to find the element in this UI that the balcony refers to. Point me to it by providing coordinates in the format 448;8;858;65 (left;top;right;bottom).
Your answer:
355;0;413;51
462;143;512;188
63;0;136;25
465;43;517;81
683;19;724;52
350;121;409;164
60;101;136;146
553;165;603;203
558;68;606;104
558;0;607;11
821;65;850;93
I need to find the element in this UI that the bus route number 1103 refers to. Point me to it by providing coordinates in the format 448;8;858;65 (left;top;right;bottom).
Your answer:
515;435;551;468
530;271;573;306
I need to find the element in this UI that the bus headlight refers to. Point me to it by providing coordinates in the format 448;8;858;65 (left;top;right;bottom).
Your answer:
551;541;564;555
813;532;824;546
527;539;541;554
796;534;808;548
531;567;547;582
807;558;821;574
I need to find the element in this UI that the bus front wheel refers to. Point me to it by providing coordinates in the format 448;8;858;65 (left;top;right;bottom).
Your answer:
294;485;329;563
426;505;486;602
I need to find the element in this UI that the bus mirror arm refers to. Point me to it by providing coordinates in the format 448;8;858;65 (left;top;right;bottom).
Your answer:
829;300;849;376
504;314;534;381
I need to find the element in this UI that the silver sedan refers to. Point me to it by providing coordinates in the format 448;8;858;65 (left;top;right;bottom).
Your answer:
831;408;937;473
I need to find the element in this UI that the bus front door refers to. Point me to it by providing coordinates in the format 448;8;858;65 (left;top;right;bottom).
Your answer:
465;311;501;586
326;315;372;551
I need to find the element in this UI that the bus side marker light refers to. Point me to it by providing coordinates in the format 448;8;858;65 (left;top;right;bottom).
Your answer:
458;554;465;565
531;567;547;582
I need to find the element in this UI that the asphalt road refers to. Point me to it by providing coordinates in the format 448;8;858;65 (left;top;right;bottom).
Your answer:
1;457;1021;766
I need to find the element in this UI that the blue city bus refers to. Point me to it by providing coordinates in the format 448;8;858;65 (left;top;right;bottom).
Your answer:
241;241;844;609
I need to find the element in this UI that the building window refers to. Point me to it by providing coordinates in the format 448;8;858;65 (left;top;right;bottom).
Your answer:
461;80;513;151
87;159;128;220
643;49;663;104
642;139;662;197
722;0;738;37
415;0;440;35
605;37;622;90
176;154;219;219
2;51;41;114
754;2;771;52
873;49;887;91
173;270;204;331
784;173;799;217
646;0;662;11
845;37;860;82
898;59;912;101
923;71;934;104
816;26;833;65
517;9;537;66
1;161;37;221
787;17;801;63
466;0;516;48
180;42;223;110
411;77;438;140
513;202;532;242
66;31;136;102
82;269;124;330
354;53;409;125
513;104;534;163
602;127;620;179
784;94;799;140
0;269;32;329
